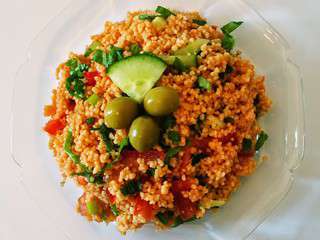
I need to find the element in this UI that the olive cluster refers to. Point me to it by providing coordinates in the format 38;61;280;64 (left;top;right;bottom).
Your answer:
105;86;179;152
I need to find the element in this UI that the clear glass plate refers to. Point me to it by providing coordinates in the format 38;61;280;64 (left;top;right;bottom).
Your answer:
11;0;305;239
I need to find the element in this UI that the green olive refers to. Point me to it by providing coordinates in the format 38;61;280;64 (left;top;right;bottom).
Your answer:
143;86;180;116
129;116;160;152
104;97;138;129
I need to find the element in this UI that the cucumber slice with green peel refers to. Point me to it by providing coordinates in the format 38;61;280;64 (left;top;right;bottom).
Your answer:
159;55;176;65
174;39;210;55
152;16;167;30
107;54;167;103
160;55;197;68
176;55;197;68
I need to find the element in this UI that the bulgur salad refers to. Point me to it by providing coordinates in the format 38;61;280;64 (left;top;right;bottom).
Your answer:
43;6;271;233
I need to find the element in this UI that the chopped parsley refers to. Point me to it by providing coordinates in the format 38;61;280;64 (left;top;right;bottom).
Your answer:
84;41;101;57
130;43;142;55
120;179;142;196
156;211;174;225
255;131;268;151
167;131;181;144
162;115;176;131
91;123;114;152
146;168;156;177
192;19;207;26
86;117;95;125
191;153;208;165
242;138;252;153
164;147;181;165
65;60;89;99
92;46;123;69
223;116;234;124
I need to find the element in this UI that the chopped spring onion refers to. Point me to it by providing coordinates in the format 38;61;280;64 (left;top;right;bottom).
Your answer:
86;94;100;106
84;41;101;57
130;43;142;55
155;6;176;19
110;204;120;216
255;131;268;151
221;21;243;51
221;21;243;34
197;76;211;91
192;19;207;26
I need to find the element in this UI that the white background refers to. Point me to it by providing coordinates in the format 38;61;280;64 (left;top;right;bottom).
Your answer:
0;0;319;239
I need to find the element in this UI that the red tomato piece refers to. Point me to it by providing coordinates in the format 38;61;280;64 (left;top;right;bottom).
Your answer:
66;98;76;111
191;137;212;149
43;118;66;135
84;71;100;86
172;180;197;220
106;189;116;204
133;196;157;221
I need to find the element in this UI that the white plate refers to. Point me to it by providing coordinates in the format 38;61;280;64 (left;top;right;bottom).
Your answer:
11;0;305;239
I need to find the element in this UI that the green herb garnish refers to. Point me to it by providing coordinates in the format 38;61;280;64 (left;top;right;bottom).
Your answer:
192;19;207;26
221;21;243;34
86;93;100;106
86;117;95;125
255;131;268;151
162;115;176;131
130;43;142;55
197;76;211;91
110;204;120;216
191;153;207;165
84;41;101;57
156;212;169;225
172;216;183;227
91;123;114;152
120;179;142;196
155;6;176;19
139;14;158;21
93;46;123;69
172;57;187;72
164;147;181;165
167;131;181;144
146;168;156;177
65;62;89;99
223;116;234;124
221;21;243;51
242;138;252;153
64;129;81;165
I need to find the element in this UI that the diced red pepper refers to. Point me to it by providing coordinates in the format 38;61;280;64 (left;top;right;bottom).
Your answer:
133;196;157;221
191;137;212;149
84;71;100;86
43;105;56;117
43;118;66;135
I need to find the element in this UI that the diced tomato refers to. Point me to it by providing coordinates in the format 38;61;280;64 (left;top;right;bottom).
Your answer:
133;196;157;221
106;190;116;204
172;180;197;220
140;150;165;161
64;65;70;78
77;176;87;186
66;98;76;111
78;194;88;216
238;150;255;158
191;137;212;149
220;133;238;144
43;105;56;116
178;148;192;170
84;71;100;86
43;118;66;135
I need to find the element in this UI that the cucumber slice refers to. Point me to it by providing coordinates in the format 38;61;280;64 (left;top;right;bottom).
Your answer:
176;55;197;68
174;39;210;55
160;55;197;68
152;16;167;30
159;55;176;65
107;54;167;102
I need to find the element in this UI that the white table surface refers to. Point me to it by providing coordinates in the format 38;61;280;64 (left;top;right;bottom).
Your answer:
0;0;319;239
